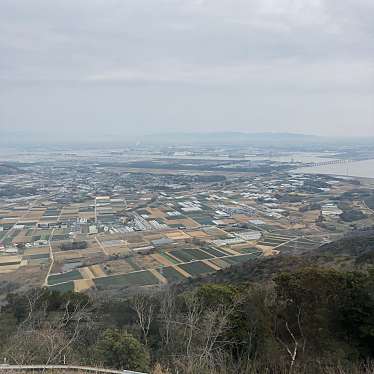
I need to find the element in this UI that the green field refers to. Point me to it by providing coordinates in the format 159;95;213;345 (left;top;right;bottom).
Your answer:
24;253;50;260
210;257;230;269
199;246;226;257
126;257;142;270
223;254;259;265
170;248;212;262
277;238;319;251
257;241;287;246
157;266;186;283
48;281;75;293
215;247;238;256
95;270;159;288
185;213;213;225
52;234;70;241
160;252;181;264
48;270;83;285
179;261;215;276
257;235;290;245
236;247;262;255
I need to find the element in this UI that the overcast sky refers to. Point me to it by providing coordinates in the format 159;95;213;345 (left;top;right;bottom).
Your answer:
0;0;373;142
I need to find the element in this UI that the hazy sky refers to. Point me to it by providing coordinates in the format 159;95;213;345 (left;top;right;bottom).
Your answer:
1;0;373;142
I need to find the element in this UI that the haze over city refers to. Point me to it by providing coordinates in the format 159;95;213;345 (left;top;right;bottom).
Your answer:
1;0;374;143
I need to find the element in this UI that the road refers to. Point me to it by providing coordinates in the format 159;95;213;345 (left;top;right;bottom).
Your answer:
95;236;109;256
43;228;56;287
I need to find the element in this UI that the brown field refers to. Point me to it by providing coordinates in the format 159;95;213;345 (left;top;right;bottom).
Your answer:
0;264;48;295
135;254;162;269
24;247;50;256
23;212;45;220
232;214;254;223
172;265;191;278
0;211;23;218
74;278;95;292
186;230;210;238
97;232;124;241
0;264;24;273
90;264;106;277
126;234;146;243
143;233;166;241
150;253;174;267
165;230;191;240
79;267;95;279
146;207;166;218
104;259;134;274
202;259;221;270
60;208;79;214
303;210;320;223
0;255;22;264
103;244;130;256
53;249;102;262
255;244;275;256
128;241;151;250
149;268;167;284
165;217;200;228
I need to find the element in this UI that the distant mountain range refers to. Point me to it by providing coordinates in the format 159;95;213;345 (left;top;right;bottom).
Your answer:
142;131;315;145
1;129;374;148
142;132;374;147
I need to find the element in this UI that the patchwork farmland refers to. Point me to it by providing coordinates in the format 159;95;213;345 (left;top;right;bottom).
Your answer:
1;166;361;294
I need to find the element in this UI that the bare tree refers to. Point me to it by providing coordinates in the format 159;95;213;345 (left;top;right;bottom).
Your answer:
158;288;176;347
4;296;90;366
165;292;239;372
276;307;304;374
131;293;155;346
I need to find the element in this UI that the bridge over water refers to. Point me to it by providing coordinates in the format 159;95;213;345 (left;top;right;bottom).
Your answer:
308;159;353;167
307;158;372;167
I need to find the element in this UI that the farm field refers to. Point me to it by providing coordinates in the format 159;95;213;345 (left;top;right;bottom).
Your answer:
0;168;356;294
156;266;187;282
170;247;213;262
49;281;75;293
47;269;83;286
94;270;159;288
179;261;217;276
